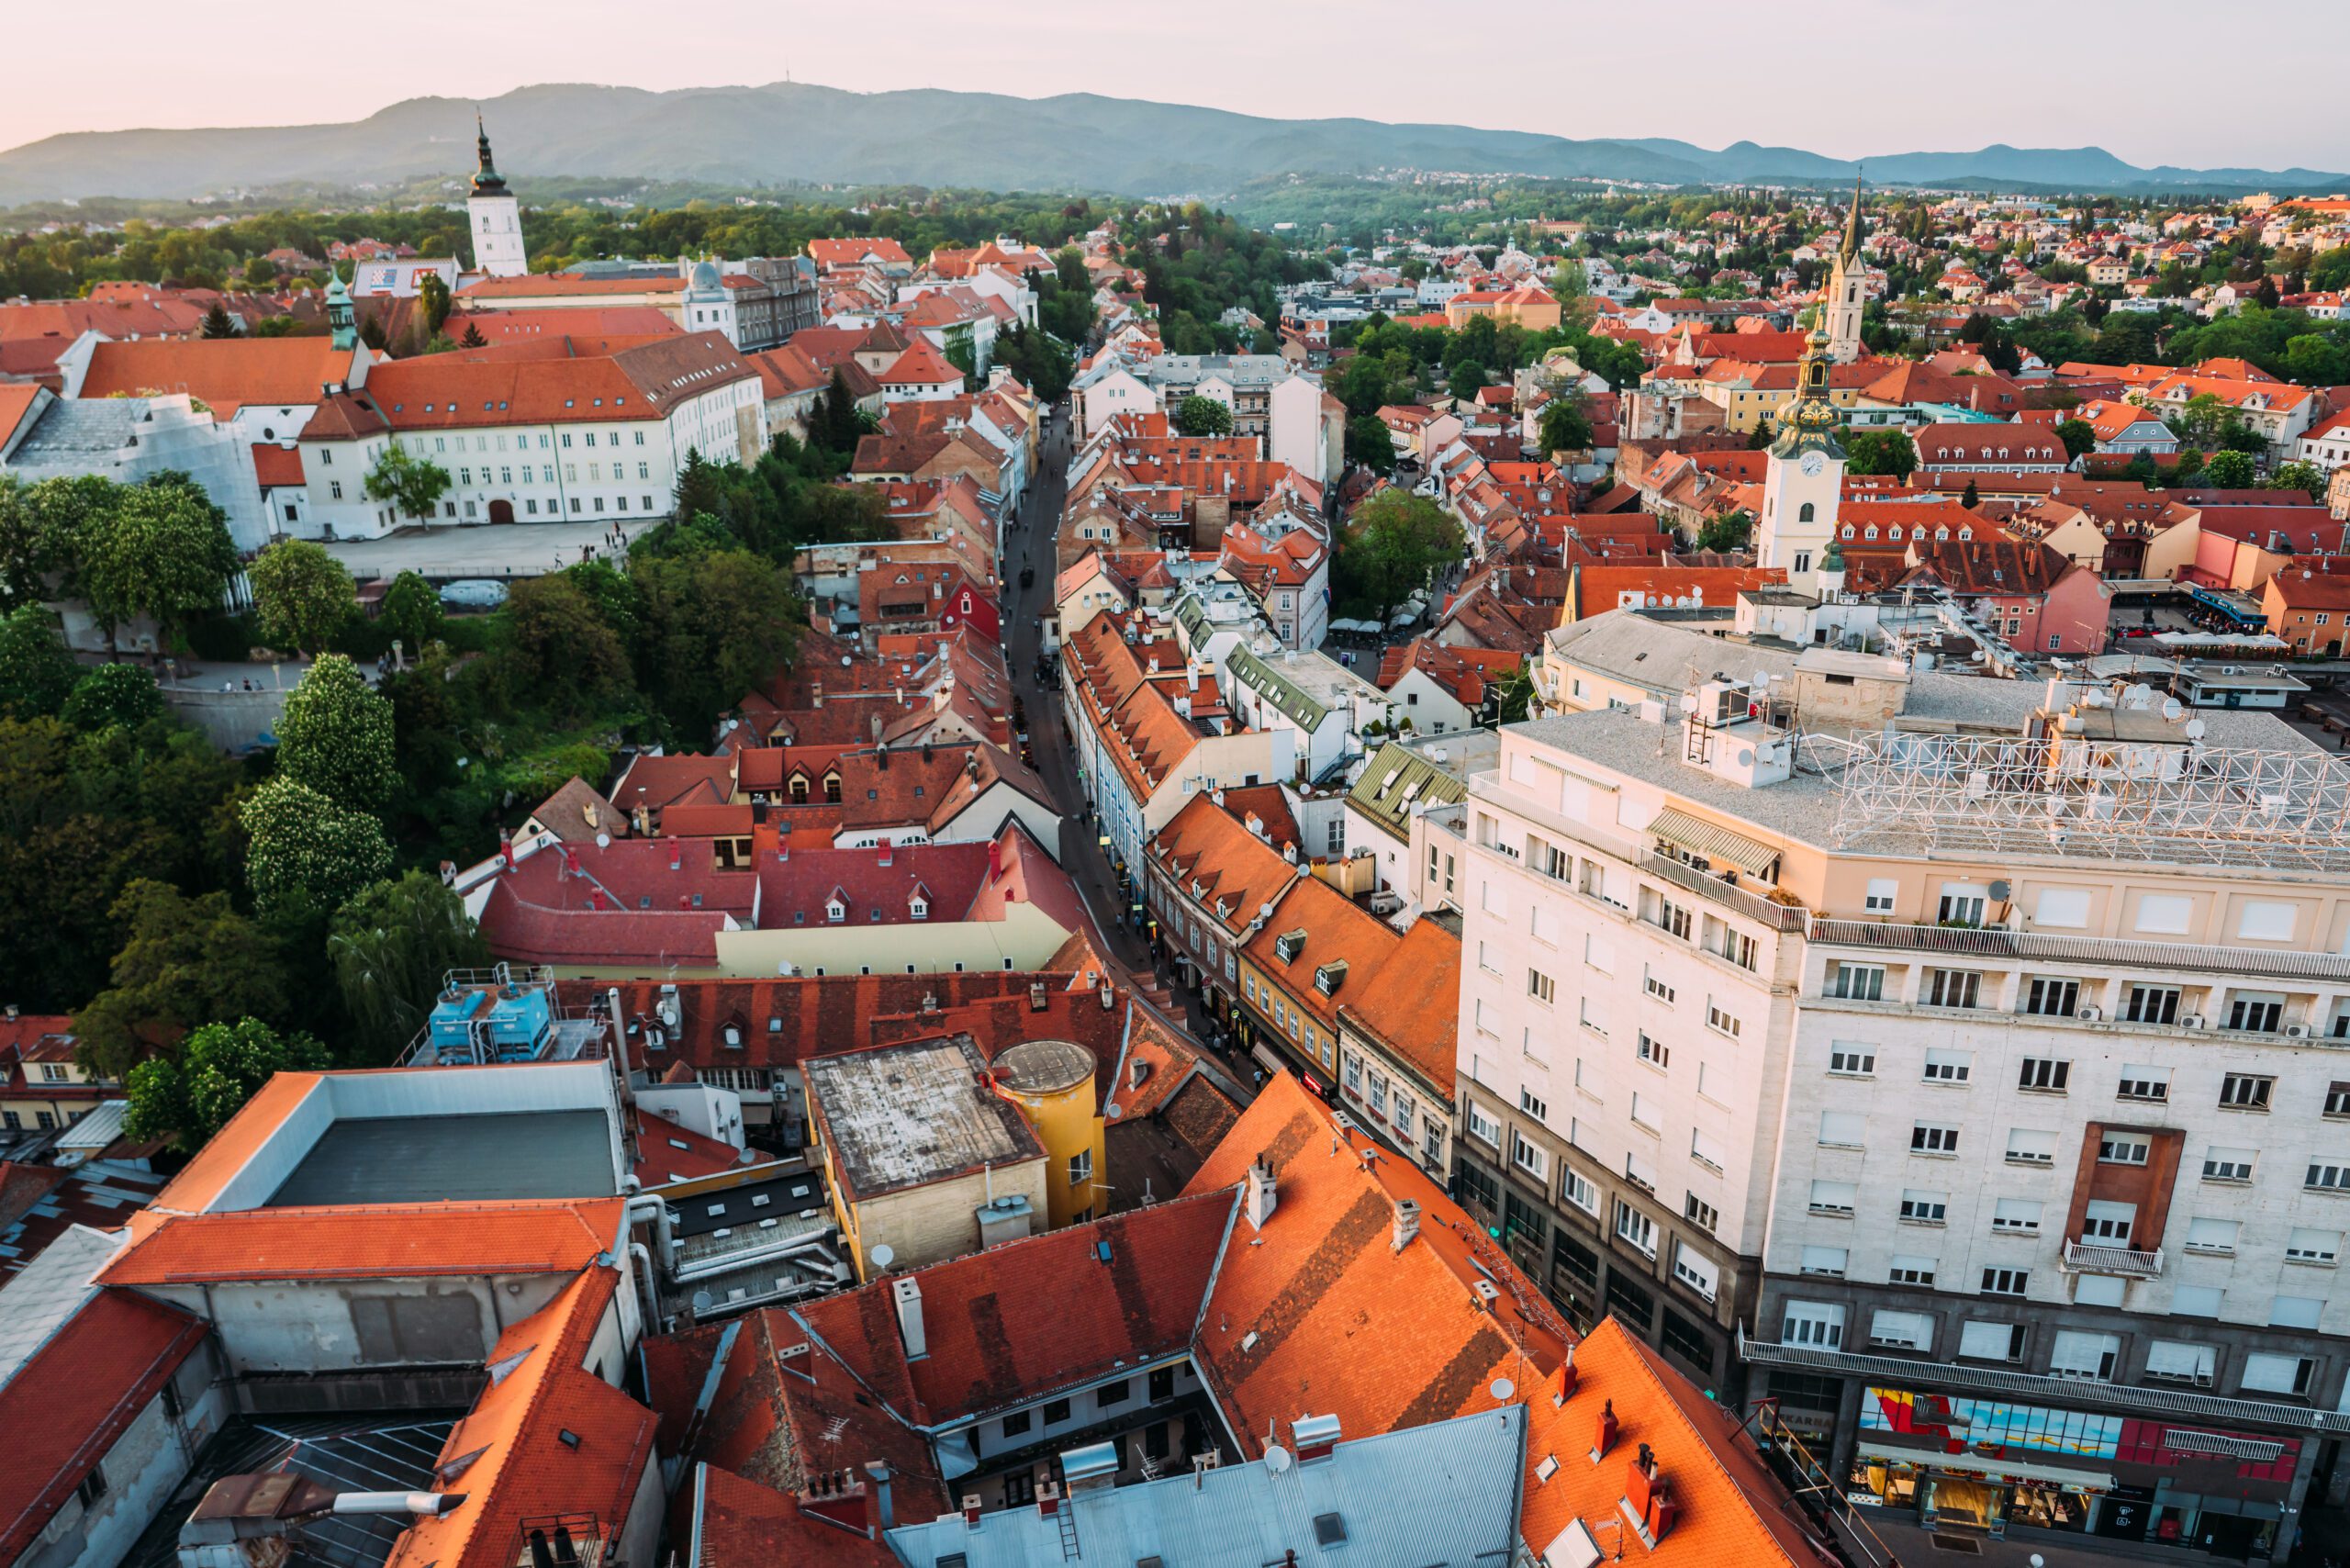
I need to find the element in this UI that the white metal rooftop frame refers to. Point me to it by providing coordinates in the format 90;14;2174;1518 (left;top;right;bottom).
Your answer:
1830;728;2350;873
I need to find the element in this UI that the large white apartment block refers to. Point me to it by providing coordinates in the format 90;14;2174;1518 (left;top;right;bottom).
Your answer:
1456;650;2350;1564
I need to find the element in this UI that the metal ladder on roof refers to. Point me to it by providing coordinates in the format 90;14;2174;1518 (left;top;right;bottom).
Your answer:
1056;1491;1081;1561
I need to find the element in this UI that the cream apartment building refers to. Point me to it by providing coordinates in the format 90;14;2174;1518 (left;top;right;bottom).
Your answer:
1455;659;2350;1563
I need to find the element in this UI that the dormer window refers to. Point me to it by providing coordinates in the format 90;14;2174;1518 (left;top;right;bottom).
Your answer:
826;900;845;923
911;899;928;921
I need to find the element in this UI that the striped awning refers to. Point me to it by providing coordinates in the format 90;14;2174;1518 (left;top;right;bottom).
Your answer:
1647;807;1778;877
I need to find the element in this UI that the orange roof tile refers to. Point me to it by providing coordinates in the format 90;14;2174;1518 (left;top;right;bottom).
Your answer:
98;1198;624;1284
77;337;358;418
1337;916;1460;1098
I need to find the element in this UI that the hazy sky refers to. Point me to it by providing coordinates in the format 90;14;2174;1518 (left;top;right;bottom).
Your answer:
8;0;2346;172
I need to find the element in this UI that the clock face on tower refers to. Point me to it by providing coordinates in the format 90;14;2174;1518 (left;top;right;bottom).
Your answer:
1799;452;1825;476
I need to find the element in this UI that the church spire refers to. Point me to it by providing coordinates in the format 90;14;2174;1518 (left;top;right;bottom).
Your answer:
471;110;509;196
1839;169;1864;263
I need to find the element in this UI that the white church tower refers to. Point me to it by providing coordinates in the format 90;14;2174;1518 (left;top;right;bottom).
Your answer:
1756;324;1845;592
466;114;528;278
1822;172;1866;365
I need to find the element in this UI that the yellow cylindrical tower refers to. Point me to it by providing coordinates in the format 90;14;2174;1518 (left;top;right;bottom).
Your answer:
991;1039;1105;1226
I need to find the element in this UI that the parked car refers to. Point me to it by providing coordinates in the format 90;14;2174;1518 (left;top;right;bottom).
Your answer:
438;579;509;610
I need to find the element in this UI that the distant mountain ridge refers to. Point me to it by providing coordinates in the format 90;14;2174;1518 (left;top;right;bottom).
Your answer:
0;83;2341;206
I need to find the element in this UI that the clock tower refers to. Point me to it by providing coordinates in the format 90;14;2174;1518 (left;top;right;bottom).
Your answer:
1822;172;1866;365
466;113;528;279
1757;323;1845;589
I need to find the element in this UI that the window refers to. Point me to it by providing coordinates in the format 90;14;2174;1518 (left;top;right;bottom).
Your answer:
1613;1200;1657;1257
2018;1057;2070;1092
2326;1082;2350;1119
2049;1330;2121;1382
1043;1397;1071;1424
1937;886;1986;925
1706;1000;1741;1039
329;479;343;499
1980;1267;2030;1297
1510;1133;1549;1182
1922;1048;1971;1085
1518;1086;1547;1120
1642;969;1675;1004
1780;1301;1844;1349
1561;1168;1597;1215
1960;1321;2025;1362
2172;1284;2222;1318
1828;1043;1875;1077
1637;1033;1670;1070
1899;1189;1947;1225
1623;1150;1656;1193
2145;1341;2216;1384
1827;964;1885;1001
75;1463;107;1509
2116;1065;2169;1102
1819;1111;1866;1148
1808;1179;1858;1215
1069;1149;1093;1187
1991;1198;2042;1234
1924;969;1981;1009
2226;993;2285;1034
2123;983;2181;1025
2081;1199;2136;1243
1457;1159;1499;1215
1466;1104;1500;1148
2034;887;2091;928
1095;1377;1129;1408
1579;997;1608;1036
2285;1226;2340;1265
2204;1146;2255;1182
1528;969;1555;1004
2242;1352;2317;1397
1684;1192;1718;1233
1871;1308;1933;1348
1001;1409;1033;1438
1629;1092;1660;1132
2219;1072;2274;1111
1689;1127;1723;1175
2099;1132;2150;1166
1672;1242;1718;1302
1863;878;1897;914
2237;900;2299;941
1798;1245;1848;1277
1583;933;1613;973
1911;1123;1960;1156
2023;978;2080;1016
2307;1160;2350;1192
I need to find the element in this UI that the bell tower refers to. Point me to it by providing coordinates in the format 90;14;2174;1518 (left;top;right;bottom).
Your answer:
466;113;528;279
1823;172;1866;365
1757;325;1845;589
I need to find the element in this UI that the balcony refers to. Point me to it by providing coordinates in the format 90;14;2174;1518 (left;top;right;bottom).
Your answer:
1739;1327;2350;1435
2061;1238;2165;1279
1807;918;2350;990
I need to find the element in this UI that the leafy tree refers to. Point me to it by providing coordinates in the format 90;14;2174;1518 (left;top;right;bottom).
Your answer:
1449;360;1490;395
2203;450;2256;490
1695;510;1753;553
330;872;492;1065
380;570;446;655
1960;478;1981;510
124;1016;330;1151
2271;462;2327;502
364;442;454;521
2055;420;2098;461
20;474;118;607
628;547;802;738
78;473;239;654
1537;396;1594;456
0;604;77;720
1843;429;1919;481
1494;662;1534;724
201;301;238;339
458;319;488;349
74;880;288;1081
1173;395;1235;438
357;313;388;352
276;654;396;815
249;539;355;655
63;663;162;731
418;272;453;336
502;572;635;715
240;774;395;921
2285;334;2348;387
1746;419;1774;451
816;370;869;457
1346;415;1394;471
1337;489;1464;625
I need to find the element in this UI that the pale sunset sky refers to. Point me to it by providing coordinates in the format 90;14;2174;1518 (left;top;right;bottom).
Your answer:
5;0;2344;172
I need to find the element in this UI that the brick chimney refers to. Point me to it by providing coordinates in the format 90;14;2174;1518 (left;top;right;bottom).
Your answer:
796;1469;872;1538
1592;1397;1617;1462
1243;1157;1278;1231
1390;1198;1421;1252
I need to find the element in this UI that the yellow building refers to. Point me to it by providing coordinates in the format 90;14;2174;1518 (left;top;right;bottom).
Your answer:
0;1014;117;1136
990;1038;1105;1226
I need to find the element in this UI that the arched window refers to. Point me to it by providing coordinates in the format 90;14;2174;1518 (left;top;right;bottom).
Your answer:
1798;502;1816;523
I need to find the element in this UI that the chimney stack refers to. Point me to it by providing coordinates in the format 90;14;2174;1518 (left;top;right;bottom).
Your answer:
1390;1199;1421;1252
1292;1414;1341;1464
892;1276;926;1360
861;1462;894;1531
960;1495;982;1529
1243;1157;1278;1232
1593;1398;1618;1462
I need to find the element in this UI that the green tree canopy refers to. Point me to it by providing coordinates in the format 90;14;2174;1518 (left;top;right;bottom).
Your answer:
240;773;395;921
250;539;356;655
364;442;454;520
1337;489;1465;623
1842;429;1919;481
2054;420;2098;461
1696;509;1754;553
124;1016;330;1151
329;872;492;1065
501;573;636;717
77;473;239;652
380;569;446;655
0;604;78;720
627;548;802;740
2203;449;2256;490
2271;461;2327;502
62;663;163;732
73;879;288;1081
275;654;397;815
1537;396;1595;456
1172;395;1235;437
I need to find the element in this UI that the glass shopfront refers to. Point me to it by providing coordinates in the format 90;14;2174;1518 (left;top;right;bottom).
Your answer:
1850;1386;2293;1561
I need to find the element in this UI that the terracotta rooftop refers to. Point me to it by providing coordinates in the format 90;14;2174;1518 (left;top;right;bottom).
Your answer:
98;1198;625;1285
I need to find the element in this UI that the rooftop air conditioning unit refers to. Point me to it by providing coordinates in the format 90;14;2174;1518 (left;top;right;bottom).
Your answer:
2286;1023;2316;1040
2181;1014;2209;1031
2077;1005;2103;1022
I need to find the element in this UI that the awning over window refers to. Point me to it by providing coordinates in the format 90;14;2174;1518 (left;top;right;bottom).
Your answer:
1647;806;1777;877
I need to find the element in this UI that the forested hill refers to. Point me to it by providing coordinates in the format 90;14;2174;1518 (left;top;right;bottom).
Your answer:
1;82;2342;205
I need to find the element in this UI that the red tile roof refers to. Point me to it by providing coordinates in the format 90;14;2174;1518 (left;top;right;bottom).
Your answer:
252;443;304;487
76;337;358;418
97;1198;625;1285
0;1288;209;1564
1337;916;1460;1098
305;332;755;438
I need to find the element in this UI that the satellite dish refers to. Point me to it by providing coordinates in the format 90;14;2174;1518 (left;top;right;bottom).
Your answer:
2184;718;2207;740
869;1243;896;1271
2161;696;2184;722
595;832;610;849
1263;1445;1293;1474
1988;879;2012;902
1489;1377;1516;1402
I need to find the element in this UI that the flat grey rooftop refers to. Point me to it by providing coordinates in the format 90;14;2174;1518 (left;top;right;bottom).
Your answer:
16;398;143;459
804;1036;1043;1201
263;1111;615;1207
